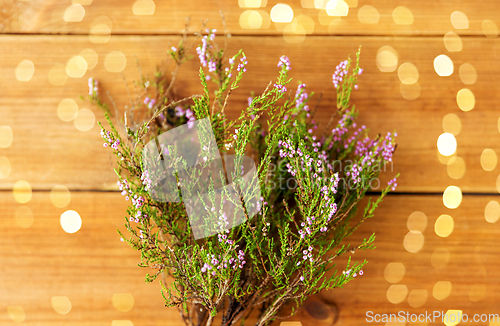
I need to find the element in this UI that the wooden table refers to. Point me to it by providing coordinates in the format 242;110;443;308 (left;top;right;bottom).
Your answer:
1;0;500;325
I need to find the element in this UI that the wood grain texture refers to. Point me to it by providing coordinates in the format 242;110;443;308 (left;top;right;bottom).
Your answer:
2;0;500;37
1;35;500;192
1;192;499;325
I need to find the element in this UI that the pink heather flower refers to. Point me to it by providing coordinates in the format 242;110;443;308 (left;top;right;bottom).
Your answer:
277;55;291;71
300;276;304;281
171;46;177;52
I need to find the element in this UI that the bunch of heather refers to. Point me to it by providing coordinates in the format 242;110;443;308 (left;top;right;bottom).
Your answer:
87;25;397;326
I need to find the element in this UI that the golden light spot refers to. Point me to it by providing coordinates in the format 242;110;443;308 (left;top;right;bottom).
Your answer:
72;0;92;4
387;285;408;304
431;248;450;269
442;113;461;136
326;0;349;16
111;321;134;326
318;9;334;26
0;156;11;179
104;51;126;73
358;5;379;24
238;0;266;8
132;0;155;15
399;82;420;100
15;59;34;82
434;54;454;76
112;293;135;312
384;263;405;283
433;281;452;300
451;11;468;29
344;0;357;7
294;15;315;34
312;0;327;9
444;310;462;326
403;230;424;253
482;20;499;38
407;211;427;232
0;125;13;148
51;296;72;315
66;56;87;78
50;185;71;208
481;149;497;171
437;133;457;156
438;151;456;165
73;108;96;132
57;98;78;122
443;32;462;52
64;4;85;22
398;62;419;84
271;4;293;23
447;156;466;179
300;0;315;8
392;6;413;25
497;175;500;193
443;186;462;209
376;46;398;72
7;306;25;323
60;210;82;233
79;49;98;70
435;214;454;237
469;284;486;302
13;180;32;204
456;88;475;112
459;63;477;85
89;17;112;44
48;64;68;86
408;289;428;308
240;10;263;29
15;206;34;228
327;17;347;33
283;22;306;43
484;201;500;223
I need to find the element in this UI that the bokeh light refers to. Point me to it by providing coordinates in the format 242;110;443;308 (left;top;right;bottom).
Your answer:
433;281;452;300
437;133;457;156
51;296;72;315
60;210;82;233
431;247;450;269
48;64;68;86
444;310;462;326
66;56;88;78
358;5;379;24
89;16;112;44
392;6;413;25
442;113;461;135
239;0;267;8
434;54;454;76
15;59;35;82
407;289;428;308
0;125;13;148
376;46;398;72
456;88;475;112
326;0;349;17
384;263;405;283
447;156;466;179
480;149;497;171
132;0;155;15
407;211;427;232
73;109;96;132
63;4;85;22
403;231;424;253
7;306;25;323
387;285;408;304
443;186;462;209
104;51;127;73
79;49;98;70
435;214;454;237
443;32;462;52
0;156;11;179
399;82;420;100
397;62;419;84
112;293;135;312
270;4;293;23
482;19;499;38
451;11;468;29
484;200;500;223
459;63;477;85
57;99;79;122
15;206;34;228
469;284;486;302
50;185;71;208
13;180;32;204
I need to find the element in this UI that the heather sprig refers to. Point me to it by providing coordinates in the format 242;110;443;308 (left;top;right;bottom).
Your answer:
88;26;397;326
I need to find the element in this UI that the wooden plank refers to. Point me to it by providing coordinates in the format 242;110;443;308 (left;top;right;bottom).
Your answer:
1;34;499;193
3;0;500;37
1;192;499;325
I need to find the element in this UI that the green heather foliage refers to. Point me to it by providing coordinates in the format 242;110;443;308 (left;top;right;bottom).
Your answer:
87;26;397;326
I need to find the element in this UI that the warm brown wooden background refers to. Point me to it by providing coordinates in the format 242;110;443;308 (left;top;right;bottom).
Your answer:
1;0;500;325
